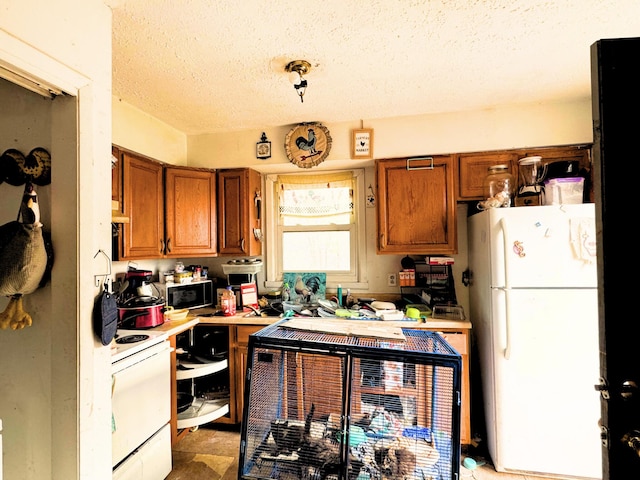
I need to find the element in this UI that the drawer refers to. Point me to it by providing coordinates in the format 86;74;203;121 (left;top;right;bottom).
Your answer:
236;325;264;345
440;332;468;355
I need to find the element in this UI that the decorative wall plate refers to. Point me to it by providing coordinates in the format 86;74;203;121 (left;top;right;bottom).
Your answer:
284;123;332;168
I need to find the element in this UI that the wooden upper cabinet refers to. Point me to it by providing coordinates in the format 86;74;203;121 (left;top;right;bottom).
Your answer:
164;166;217;257
520;145;591;169
457;144;592;201
122;153;165;259
376;156;457;255
217;168;262;256
119;151;217;260
458;152;518;200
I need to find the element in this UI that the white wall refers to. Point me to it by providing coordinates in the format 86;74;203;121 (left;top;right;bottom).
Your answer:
0;1;113;479
112;98;187;164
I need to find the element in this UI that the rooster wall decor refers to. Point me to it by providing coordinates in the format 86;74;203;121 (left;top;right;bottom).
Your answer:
284;123;332;169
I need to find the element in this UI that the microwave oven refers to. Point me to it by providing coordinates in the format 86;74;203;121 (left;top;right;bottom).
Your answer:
156;279;214;310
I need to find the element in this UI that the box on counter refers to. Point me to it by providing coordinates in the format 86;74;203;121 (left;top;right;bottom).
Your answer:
240;282;259;312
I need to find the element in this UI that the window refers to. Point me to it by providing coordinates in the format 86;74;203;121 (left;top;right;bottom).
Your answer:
265;170;367;290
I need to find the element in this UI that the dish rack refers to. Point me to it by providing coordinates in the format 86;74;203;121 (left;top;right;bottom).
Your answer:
432;305;466;320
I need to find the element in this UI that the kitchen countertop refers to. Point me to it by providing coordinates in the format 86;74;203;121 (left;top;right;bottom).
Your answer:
184;308;471;330
150;306;472;333
152;317;200;336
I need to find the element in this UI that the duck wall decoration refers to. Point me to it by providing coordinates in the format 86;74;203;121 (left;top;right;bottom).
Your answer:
0;181;54;330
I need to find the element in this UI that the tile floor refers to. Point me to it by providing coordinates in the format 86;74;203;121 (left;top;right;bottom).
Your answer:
167;424;563;480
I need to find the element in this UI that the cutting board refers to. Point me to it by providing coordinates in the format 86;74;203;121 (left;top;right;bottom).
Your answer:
281;318;406;341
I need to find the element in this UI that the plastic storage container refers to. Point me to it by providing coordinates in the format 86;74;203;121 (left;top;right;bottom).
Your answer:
543;177;584;205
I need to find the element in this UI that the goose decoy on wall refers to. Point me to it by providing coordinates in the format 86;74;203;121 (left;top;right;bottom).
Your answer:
0;182;51;330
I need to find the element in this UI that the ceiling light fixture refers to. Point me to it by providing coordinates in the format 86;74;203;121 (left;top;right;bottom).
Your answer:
284;60;311;103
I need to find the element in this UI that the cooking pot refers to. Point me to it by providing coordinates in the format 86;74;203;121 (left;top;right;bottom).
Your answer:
117;296;166;329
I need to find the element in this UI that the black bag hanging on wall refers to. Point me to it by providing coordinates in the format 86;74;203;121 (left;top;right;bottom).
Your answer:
93;283;118;346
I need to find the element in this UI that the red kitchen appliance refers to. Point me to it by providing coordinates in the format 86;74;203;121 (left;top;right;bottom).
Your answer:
121;269;153;302
117;296;166;329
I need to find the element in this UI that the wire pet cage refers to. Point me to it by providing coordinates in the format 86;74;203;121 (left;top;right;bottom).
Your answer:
238;320;461;480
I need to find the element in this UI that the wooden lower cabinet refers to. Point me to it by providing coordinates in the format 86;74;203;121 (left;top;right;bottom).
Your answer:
438;330;471;444
233;325;264;424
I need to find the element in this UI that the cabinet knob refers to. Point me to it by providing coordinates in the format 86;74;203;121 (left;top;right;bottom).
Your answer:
166;238;172;254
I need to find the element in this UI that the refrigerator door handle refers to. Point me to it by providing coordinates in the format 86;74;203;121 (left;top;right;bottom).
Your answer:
504;287;511;360
499;217;511;289
499;217;512;359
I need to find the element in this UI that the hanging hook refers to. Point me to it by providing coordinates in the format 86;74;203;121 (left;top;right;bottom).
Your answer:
94;249;112;288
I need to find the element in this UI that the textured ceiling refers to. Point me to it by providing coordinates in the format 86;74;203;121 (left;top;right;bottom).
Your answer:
110;0;640;135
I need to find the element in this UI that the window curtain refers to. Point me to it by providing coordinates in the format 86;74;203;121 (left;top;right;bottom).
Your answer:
276;172;354;218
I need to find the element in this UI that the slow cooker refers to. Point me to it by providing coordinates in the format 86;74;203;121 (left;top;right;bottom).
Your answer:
117;296;166;329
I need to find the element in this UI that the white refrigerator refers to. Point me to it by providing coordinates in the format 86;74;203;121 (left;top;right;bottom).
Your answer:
468;203;601;479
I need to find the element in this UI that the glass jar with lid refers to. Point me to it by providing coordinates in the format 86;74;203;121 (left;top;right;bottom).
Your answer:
483;164;515;208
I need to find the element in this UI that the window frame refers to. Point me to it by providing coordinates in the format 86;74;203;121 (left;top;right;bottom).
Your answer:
264;169;368;291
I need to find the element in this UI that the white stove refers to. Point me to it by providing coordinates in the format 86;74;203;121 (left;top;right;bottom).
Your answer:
111;328;172;477
111;329;169;363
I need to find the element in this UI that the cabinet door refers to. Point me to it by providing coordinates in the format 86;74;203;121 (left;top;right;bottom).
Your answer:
122;153;165;259
112;145;123;209
217;168;262;256
164;167;217;257
376;156;457;254
519;145;592;202
439;331;470;444
458;152;517;200
233;325;264;424
519;145;591;169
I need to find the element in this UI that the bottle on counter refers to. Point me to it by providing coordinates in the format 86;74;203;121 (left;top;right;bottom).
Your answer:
345;289;354;308
222;286;236;316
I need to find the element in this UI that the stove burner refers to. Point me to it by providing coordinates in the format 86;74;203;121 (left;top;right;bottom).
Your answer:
116;334;150;344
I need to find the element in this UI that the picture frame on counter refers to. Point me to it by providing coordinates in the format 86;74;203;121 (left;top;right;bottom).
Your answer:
351;128;373;159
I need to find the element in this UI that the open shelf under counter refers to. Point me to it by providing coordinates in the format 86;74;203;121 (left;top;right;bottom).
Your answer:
177;398;230;430
176;357;228;380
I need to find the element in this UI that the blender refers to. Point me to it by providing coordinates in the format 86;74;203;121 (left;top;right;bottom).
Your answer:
515;156;544;206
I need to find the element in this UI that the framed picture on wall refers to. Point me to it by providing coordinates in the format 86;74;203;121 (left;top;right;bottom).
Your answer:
351;128;373;159
256;132;271;159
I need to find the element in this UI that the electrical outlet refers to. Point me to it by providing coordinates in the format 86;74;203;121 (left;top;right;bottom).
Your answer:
387;273;397;287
